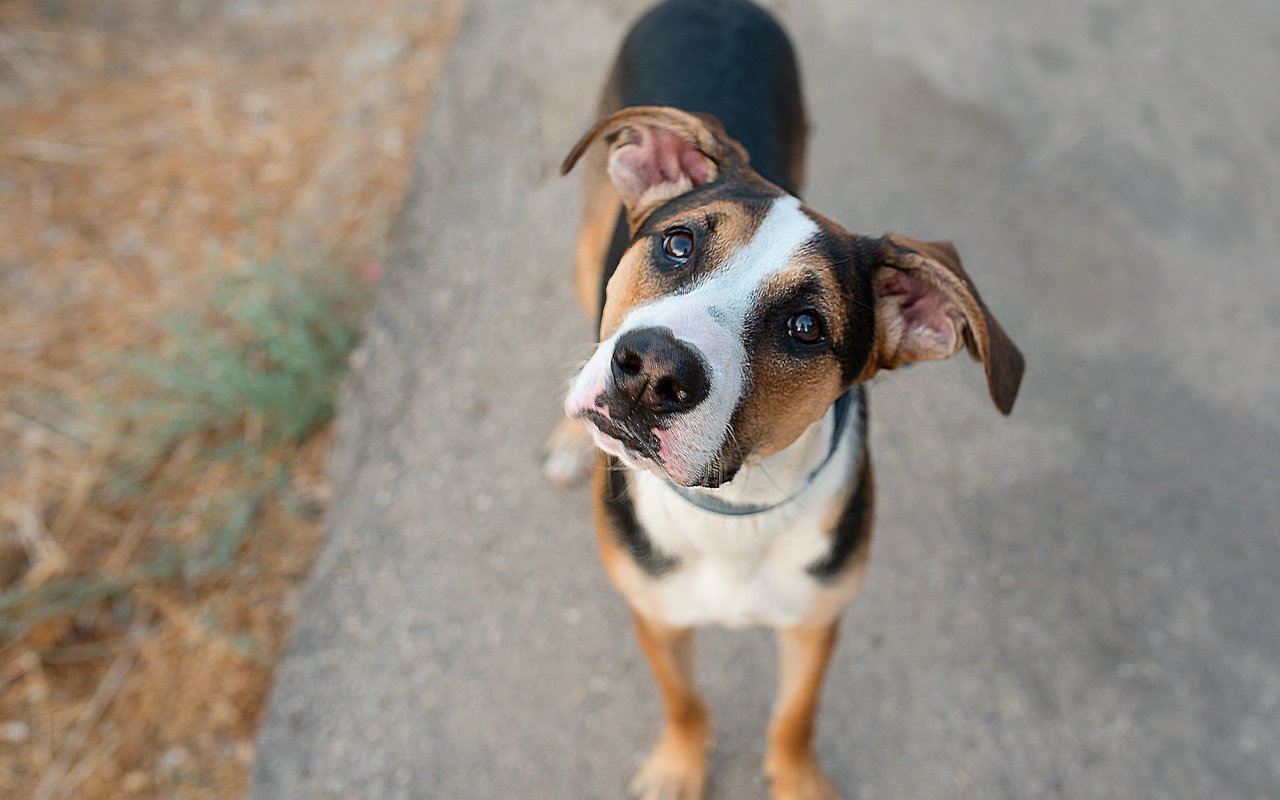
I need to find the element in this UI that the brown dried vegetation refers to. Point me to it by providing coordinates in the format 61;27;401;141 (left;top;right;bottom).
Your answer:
0;1;460;797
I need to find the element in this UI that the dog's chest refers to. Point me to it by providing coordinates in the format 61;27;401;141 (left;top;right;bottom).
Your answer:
628;473;845;629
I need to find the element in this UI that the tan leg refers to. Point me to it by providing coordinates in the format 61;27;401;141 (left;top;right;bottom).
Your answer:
628;611;712;800
764;622;842;800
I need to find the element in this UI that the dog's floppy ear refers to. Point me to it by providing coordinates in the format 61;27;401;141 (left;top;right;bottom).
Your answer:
864;234;1025;414
562;106;748;226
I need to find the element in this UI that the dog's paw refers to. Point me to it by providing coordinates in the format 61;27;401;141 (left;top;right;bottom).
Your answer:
766;755;841;800
543;418;595;488
628;732;709;800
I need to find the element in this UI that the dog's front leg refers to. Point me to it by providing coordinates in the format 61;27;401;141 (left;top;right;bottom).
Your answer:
764;622;842;800
628;611;712;800
543;417;596;487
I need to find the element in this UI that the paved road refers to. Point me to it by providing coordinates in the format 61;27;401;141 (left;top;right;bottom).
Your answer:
250;1;1280;797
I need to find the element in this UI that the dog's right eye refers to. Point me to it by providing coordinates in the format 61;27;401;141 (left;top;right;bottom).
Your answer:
787;310;826;345
661;228;695;265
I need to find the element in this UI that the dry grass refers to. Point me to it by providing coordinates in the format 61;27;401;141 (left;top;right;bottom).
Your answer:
0;1;462;797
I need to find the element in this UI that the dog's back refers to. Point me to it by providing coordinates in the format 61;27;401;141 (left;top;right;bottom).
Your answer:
607;0;807;193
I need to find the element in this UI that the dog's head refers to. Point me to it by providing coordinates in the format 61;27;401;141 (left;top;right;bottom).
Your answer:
563;107;1024;488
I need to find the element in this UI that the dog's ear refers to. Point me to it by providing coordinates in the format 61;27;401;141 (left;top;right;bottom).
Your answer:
562;106;748;225
863;234;1025;414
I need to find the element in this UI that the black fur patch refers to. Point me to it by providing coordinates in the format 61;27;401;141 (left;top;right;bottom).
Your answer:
602;456;679;577
613;0;806;193
807;391;873;582
582;406;663;458
809;229;877;386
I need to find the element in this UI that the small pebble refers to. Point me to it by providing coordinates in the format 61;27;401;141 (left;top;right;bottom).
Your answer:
1;720;30;744
157;745;189;773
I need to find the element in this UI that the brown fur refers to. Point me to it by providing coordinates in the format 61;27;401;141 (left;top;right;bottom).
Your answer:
765;622;841;800
628;613;713;800
732;264;849;459
572;142;621;320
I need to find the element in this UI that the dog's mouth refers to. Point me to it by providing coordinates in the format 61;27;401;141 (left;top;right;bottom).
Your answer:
578;410;739;488
580;410;660;463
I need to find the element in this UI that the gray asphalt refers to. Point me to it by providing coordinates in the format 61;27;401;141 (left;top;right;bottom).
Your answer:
249;1;1280;798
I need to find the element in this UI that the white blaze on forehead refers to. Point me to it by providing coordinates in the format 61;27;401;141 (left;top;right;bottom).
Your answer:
706;193;821;320
566;194;818;481
621;193;819;347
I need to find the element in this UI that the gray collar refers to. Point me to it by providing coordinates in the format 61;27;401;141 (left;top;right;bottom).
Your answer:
666;390;857;517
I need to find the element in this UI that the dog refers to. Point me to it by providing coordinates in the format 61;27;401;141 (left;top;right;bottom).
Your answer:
546;1;1025;797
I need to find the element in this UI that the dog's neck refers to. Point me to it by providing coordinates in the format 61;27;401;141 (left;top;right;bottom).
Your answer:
673;394;854;512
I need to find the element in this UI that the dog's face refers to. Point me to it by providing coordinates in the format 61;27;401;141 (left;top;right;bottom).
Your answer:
563;107;1023;488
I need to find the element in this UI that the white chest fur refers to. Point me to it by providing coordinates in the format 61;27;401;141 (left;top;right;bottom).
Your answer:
626;397;861;629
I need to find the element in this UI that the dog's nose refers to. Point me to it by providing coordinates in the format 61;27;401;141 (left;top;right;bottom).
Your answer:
610;327;710;415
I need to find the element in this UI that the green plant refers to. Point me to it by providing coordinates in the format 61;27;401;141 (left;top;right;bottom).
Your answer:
123;261;362;463
1;259;369;643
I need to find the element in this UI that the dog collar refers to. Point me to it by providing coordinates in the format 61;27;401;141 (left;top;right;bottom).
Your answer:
667;389;857;517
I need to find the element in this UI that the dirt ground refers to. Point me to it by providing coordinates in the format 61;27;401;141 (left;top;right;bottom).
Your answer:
0;1;460;797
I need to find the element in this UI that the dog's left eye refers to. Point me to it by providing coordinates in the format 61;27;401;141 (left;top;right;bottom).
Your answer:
661;228;695;264
787;310;826;344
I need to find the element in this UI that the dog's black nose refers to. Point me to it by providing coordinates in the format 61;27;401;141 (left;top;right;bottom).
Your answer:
610;327;710;415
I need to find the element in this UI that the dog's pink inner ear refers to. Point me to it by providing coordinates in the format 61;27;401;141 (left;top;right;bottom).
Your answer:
879;269;962;358
609;125;713;212
867;234;1024;414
